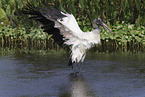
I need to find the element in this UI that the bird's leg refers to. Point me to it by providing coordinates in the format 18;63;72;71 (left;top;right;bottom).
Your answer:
71;63;79;73
74;63;79;73
71;62;83;73
78;62;83;73
73;63;83;73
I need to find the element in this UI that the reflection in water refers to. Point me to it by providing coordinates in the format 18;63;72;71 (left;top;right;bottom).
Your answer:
1;49;145;96
59;73;94;97
69;73;94;97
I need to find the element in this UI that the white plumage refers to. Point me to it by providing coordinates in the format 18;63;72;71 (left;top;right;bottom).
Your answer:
23;4;113;69
55;12;101;63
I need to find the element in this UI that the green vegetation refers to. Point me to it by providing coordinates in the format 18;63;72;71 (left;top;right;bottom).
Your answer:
0;0;144;26
0;24;58;50
0;22;144;52
0;0;144;52
99;22;145;52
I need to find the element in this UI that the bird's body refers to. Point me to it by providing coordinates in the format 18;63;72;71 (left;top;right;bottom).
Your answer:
56;12;101;63
23;3;112;70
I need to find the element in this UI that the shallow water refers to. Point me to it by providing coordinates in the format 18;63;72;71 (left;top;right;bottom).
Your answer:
0;49;145;97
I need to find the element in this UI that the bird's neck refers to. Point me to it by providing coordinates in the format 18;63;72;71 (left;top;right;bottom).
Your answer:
90;28;101;45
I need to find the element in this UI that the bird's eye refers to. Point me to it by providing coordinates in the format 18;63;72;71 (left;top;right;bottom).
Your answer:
96;21;100;25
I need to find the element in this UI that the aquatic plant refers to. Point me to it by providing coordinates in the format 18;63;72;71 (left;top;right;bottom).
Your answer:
99;22;145;52
0;23;145;52
0;24;55;49
0;0;144;52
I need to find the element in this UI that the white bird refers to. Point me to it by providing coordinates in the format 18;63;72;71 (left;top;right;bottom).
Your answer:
23;3;113;71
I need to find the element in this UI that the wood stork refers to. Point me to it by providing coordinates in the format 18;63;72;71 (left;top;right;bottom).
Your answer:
22;3;113;71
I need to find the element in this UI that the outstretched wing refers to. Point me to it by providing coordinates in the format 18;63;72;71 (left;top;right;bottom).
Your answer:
22;3;84;48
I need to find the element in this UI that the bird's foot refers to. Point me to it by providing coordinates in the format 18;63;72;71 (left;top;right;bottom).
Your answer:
71;63;83;73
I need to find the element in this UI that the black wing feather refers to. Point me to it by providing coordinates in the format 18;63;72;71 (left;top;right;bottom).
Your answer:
35;7;65;20
22;3;66;47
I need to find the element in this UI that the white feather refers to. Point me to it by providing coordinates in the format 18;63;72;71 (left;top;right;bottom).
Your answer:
55;12;101;63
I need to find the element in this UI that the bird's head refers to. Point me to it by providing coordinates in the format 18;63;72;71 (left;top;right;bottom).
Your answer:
93;18;113;35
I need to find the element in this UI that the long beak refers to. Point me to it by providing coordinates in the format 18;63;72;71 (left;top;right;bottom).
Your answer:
100;21;113;35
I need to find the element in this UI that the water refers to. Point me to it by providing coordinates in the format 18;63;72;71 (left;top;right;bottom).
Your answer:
0;49;145;97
